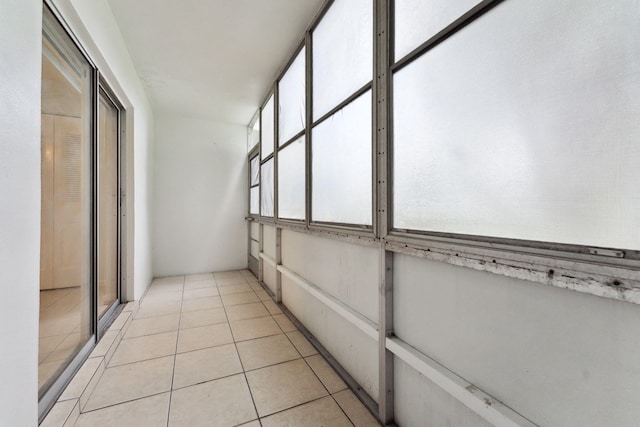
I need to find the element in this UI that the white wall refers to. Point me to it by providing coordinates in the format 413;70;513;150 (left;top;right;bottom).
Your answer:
0;1;42;425
54;0;156;300
153;114;247;277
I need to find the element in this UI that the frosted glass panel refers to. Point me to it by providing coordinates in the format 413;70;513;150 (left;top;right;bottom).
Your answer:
250;156;259;186
313;0;372;120
278;136;305;220
261;94;274;160
394;0;481;61
248;118;259;152
279;47;306;145
393;0;640;250
260;158;274;217
250;187;259;214
312;91;372;225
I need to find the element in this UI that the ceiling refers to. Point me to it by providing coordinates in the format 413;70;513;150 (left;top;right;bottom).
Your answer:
107;0;324;125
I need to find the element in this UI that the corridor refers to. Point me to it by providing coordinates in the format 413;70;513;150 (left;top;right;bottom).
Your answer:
41;270;380;426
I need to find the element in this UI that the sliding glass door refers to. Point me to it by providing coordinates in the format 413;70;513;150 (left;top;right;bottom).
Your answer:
39;3;124;417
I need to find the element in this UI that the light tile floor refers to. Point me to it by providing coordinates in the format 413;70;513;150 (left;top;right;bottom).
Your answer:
43;269;380;426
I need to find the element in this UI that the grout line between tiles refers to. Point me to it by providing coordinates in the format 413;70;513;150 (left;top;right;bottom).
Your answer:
166;275;185;427
219;288;263;426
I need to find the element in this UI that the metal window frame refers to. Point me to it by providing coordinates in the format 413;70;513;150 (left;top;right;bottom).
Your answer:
246;1;640;426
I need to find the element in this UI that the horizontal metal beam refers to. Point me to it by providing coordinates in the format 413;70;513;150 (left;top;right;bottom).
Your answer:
277;264;379;340
386;337;538;427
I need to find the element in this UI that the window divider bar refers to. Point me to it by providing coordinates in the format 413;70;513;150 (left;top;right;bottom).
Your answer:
311;81;373;129
391;0;503;73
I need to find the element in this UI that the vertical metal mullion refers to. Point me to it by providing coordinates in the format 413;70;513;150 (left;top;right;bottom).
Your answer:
275;227;283;302
305;31;313;227
375;0;394;424
274;83;279;221
258;223;264;283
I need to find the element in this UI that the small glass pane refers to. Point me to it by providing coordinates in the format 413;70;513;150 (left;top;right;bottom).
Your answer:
394;0;481;61
312;91;372;225
313;0;372;120
279;47;306;145
261;94;274;160
393;0;640;250
261;159;274;217
250;156;259;187
248;114;259;152
278;136;305;220
250;187;259;215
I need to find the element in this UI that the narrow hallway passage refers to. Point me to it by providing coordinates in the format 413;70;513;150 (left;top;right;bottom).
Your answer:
42;270;380;426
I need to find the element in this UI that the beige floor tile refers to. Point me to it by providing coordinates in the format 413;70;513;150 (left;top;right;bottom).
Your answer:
222;291;260;307
181;296;223;312
142;290;184;304
152;276;184;286
84;356;174;411
237;421;260;427
225;302;270;321
261;396;352;427
333;389;381;427
177;323;233;353
254;289;272;302
305;354;348;393
173;344;242;389
236;334;301;371
246;359;327;417
273;313;297;332
135;300;182;319
217;283;253;295
183;287;219;300
124;313;180;339
184;279;216;290
179;308;227;329
109;331;177;367
40;399;78;427
216;276;248;286
90;330;119;358
286;331;318;357
75;392;170;427
185;273;214;282
262;300;283;315
59;357;103;401
147;283;183;294
109;311;132;331
168;374;257;427
230;316;282;342
248;282;264;292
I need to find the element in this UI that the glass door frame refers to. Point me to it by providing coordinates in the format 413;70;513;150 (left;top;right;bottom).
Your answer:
96;78;124;338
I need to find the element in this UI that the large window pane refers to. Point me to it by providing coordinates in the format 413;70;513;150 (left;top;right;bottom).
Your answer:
40;4;93;396
393;0;640;250
248;115;259;152
394;0;481;61
279;47;306;145
261;94;274;159
278;136;305;220
312;0;372;120
261;158;274;217
312;91;372;225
